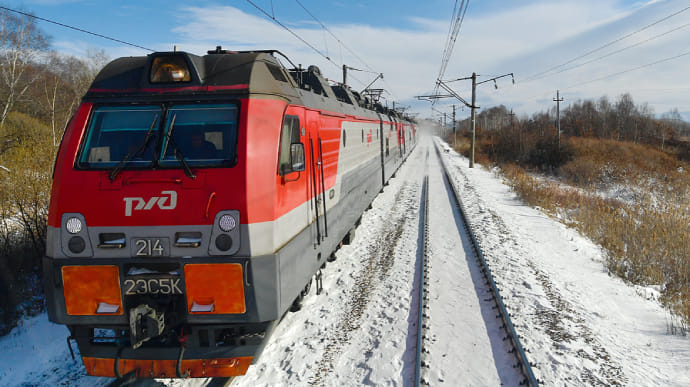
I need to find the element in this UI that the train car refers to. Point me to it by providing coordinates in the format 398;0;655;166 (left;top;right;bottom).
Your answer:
43;47;415;379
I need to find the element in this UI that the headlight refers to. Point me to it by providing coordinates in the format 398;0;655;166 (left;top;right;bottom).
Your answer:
218;214;237;232
66;217;83;234
215;234;233;251
68;236;86;254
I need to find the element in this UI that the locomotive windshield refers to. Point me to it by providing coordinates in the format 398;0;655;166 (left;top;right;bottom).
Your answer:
78;103;238;170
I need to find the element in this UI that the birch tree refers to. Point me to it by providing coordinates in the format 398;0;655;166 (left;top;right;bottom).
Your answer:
0;8;49;128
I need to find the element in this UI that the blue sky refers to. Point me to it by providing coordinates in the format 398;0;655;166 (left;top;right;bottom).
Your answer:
5;0;690;120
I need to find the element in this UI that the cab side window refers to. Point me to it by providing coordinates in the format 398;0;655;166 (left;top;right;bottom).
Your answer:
278;115;302;175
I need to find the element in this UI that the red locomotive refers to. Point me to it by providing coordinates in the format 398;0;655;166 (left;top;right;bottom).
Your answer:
43;47;415;378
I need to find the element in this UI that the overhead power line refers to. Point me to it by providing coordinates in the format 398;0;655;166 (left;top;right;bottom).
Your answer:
245;0;376;89
439;0;470;79
564;48;690;90
292;0;383;93
294;0;376;74
433;0;470;98
244;0;336;67
522;4;690;83
0;5;154;52
533;20;690;82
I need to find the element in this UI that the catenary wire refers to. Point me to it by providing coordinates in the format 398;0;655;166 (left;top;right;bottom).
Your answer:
292;0;392;97
531;20;690;82
439;0;469;80
0;5;154;52
244;1;336;67
244;0;370;88
521;4;690;82
563;48;690;90
433;0;470;100
294;0;378;75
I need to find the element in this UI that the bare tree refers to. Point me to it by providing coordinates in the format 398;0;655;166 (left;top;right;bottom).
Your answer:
0;8;50;128
39;53;86;145
615;93;637;142
597;96;613;139
38;49;108;145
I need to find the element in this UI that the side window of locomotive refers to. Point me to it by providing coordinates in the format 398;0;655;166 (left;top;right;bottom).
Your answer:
278;115;301;175
78;105;160;168
159;104;238;167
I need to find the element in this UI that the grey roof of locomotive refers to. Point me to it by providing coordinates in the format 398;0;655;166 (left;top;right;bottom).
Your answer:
86;49;413;124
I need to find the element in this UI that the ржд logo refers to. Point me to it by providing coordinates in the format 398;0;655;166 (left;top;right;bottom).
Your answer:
123;191;177;216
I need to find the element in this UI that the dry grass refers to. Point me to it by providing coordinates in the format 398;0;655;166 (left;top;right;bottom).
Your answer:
466;137;690;329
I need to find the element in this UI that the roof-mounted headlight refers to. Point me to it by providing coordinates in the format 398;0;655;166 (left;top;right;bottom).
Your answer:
150;56;191;83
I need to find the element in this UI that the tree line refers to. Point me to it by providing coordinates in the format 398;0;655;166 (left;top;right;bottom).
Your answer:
0;8;107;334
451;93;690;168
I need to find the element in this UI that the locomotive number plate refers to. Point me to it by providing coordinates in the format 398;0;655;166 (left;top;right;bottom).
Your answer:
131;238;169;257
123;276;183;296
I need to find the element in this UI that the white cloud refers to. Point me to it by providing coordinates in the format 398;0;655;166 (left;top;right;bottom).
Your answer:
59;0;690;120
483;0;690;118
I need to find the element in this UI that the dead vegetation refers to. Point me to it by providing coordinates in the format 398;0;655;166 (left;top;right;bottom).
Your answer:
446;98;690;329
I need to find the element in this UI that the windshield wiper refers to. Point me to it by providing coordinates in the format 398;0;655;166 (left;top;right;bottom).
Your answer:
109;114;159;182
173;145;196;179
162;113;196;179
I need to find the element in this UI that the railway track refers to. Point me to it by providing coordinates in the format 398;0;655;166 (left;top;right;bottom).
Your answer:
420;139;537;386
414;175;430;386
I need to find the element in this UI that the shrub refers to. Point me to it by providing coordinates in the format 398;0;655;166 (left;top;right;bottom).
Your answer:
0;112;54;335
526;136;573;171
502;161;690;328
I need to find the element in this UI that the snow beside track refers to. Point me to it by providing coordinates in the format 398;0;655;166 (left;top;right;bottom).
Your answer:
437;137;690;386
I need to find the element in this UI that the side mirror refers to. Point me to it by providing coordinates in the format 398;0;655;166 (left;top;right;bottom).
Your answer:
290;143;305;172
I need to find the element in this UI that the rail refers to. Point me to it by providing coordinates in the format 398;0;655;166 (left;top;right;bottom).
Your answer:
434;139;538;387
414;175;430;386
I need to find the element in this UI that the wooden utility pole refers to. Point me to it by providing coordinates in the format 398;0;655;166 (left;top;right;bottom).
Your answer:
470;72;477;168
443;112;447;136
553;90;563;148
452;104;456;147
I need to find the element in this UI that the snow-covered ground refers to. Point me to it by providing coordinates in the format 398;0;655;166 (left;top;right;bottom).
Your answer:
437;137;690;386
1;133;688;386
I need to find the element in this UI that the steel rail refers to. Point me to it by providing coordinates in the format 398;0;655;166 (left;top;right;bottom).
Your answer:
433;139;539;387
414;175;430;386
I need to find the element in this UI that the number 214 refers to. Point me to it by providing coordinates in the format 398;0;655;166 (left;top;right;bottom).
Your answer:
136;239;163;256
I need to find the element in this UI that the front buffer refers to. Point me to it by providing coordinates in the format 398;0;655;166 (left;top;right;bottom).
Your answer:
43;255;280;378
